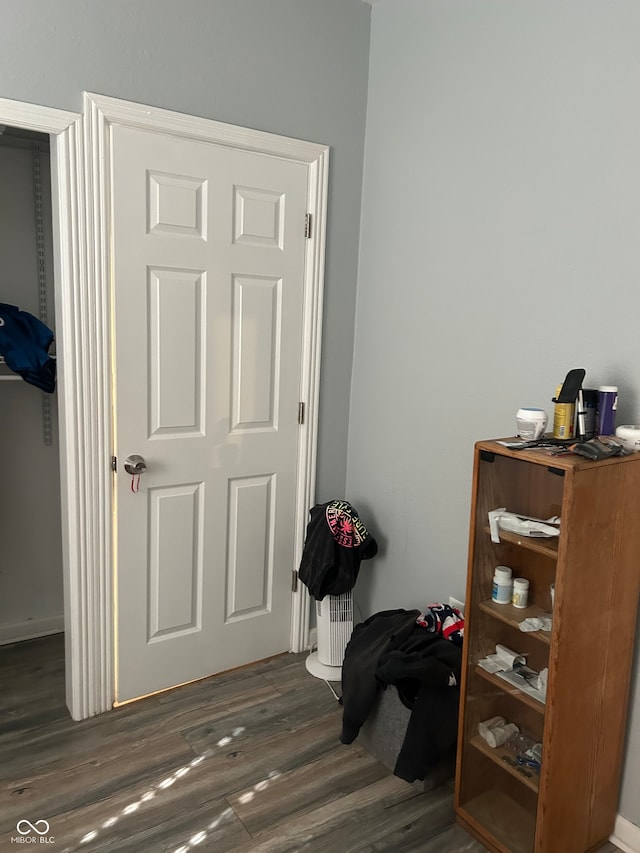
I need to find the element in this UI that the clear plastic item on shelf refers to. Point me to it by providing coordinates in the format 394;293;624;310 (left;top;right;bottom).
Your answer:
505;730;537;759
519;615;553;633
488;507;561;543
505;732;543;775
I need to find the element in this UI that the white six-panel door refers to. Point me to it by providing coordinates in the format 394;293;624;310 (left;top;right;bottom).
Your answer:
111;124;308;702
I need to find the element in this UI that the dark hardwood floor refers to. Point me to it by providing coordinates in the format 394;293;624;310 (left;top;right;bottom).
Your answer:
0;635;621;853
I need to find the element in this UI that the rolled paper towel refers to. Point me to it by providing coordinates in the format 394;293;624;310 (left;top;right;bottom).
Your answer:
481;722;520;748
478;716;506;737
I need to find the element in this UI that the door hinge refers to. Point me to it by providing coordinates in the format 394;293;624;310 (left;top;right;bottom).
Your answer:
304;213;312;239
111;455;117;472
298;402;305;425
292;570;299;592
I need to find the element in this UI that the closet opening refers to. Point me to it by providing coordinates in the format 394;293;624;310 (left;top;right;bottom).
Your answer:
0;125;65;702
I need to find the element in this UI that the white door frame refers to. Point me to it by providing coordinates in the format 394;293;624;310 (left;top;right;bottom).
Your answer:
0;94;327;721
0;97;102;721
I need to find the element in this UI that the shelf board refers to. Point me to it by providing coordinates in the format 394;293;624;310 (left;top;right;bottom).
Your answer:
475;666;546;714
458;788;536;853
478;599;552;645
469;735;539;794
483;525;559;559
0;358;20;380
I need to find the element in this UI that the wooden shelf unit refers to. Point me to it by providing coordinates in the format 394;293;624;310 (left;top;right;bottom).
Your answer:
455;439;640;853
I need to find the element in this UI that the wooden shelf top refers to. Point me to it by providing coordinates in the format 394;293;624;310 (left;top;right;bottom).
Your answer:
475;666;546;714
476;437;640;472
482;524;559;559
470;735;539;794
478;599;552;645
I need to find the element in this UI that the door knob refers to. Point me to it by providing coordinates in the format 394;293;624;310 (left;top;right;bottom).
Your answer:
124;454;147;475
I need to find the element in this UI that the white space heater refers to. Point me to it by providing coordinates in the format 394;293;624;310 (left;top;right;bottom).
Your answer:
305;591;353;681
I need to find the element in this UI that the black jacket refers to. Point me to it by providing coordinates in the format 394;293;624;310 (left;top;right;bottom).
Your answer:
298;500;378;600
340;609;462;782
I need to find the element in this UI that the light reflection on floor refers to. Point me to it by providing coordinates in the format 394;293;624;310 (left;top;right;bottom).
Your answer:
170;768;282;853
61;725;266;852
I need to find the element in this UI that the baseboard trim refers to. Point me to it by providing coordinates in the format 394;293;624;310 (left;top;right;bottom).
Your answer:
611;814;640;853
0;615;64;646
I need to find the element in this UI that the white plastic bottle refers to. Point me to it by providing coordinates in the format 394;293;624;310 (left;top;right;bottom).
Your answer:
492;566;513;605
512;578;529;609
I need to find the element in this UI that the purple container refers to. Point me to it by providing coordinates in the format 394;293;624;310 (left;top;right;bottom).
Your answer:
597;386;618;435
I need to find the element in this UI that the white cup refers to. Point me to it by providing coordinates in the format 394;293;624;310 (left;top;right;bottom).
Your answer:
516;408;548;440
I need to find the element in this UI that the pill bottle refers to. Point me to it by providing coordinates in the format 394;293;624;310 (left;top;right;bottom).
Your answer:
512;578;529;609
553;384;575;440
492;566;513;605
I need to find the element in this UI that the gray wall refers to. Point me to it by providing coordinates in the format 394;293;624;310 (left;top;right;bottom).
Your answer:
347;0;640;828
0;0;371;500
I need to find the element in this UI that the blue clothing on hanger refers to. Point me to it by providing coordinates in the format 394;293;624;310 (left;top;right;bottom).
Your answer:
0;302;56;393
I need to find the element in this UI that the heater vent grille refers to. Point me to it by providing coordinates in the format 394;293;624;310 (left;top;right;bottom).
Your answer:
316;591;353;666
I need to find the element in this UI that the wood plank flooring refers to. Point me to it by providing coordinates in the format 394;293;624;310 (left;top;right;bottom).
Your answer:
0;635;622;853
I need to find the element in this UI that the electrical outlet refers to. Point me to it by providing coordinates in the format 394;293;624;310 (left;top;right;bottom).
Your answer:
449;596;465;613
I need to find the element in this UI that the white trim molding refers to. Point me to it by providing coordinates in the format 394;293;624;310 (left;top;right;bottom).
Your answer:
0;98;101;721
612;814;640;853
0;97;78;133
0;615;64;646
84;93;328;691
52;110;113;720
291;122;329;654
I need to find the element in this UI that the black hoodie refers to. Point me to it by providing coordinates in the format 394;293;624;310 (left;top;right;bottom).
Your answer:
298;500;378;600
340;608;462;782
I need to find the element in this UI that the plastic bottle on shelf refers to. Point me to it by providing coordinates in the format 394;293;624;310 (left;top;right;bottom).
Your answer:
512;578;529;609
492;566;513;605
597;386;618;435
